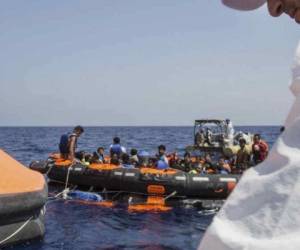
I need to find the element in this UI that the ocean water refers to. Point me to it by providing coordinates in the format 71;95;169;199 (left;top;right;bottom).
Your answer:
0;126;280;250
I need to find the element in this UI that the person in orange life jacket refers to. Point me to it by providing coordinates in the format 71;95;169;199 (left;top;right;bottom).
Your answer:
202;153;217;174
156;145;169;169
109;137;126;158
169;152;180;169
59;126;84;161
252;134;269;164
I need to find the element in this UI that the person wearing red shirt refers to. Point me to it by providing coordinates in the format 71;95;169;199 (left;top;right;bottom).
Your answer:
252;134;269;164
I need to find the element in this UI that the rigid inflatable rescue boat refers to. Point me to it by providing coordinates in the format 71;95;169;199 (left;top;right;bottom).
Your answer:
0;150;47;247
30;155;239;199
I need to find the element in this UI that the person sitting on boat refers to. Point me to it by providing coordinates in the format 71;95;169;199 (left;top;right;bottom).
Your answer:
204;128;213;146
137;150;150;167
96;147;106;163
59;125;84;161
235;138;251;171
178;152;195;173
156;145;169;169
109;137;126;158
252;134;269;165
121;153;134;168
195;129;205;146
217;157;231;174
168;152;180;169
201;153;217;174
110;153;120;165
130;148;139;166
90;152;100;164
81;153;92;166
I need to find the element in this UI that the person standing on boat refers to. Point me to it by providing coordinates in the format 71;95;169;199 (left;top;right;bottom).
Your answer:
225;119;234;145
59;126;84;161
235;138;250;170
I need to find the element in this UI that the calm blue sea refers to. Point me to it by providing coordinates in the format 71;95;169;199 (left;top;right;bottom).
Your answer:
0;126;280;250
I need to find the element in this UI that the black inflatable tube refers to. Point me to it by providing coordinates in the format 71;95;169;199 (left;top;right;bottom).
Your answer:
30;161;240;199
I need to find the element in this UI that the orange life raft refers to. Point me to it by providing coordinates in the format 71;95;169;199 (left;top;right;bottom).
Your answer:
0;150;47;247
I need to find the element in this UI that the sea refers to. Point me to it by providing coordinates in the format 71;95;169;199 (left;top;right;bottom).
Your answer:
0;126;280;250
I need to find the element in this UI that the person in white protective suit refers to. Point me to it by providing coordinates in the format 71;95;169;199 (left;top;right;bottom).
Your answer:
199;1;300;250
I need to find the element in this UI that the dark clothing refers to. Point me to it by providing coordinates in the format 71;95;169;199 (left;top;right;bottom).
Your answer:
178;160;195;172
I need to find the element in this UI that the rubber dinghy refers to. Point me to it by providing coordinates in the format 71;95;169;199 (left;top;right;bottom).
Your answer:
30;155;239;199
0;150;47;247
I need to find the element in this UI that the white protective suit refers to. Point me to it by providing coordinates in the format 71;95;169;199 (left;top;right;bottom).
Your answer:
199;42;300;250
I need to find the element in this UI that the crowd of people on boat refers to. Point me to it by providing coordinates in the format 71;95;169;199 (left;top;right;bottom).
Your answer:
58;126;269;175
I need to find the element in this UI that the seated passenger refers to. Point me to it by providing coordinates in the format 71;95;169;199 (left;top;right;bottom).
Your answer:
205;128;213;145
252;134;269;165
236;138;251;170
156;145;169;166
201;154;217;174
90;152;100;164
109;137;126;158
195;129;205;146
179;152;194;172
82;153;92;166
217;157;231;174
110;153;120;165
130;148;139;166
121;154;134;168
96;147;106;163
168;152;180;169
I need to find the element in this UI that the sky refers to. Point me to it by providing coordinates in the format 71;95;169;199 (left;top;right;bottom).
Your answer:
0;1;299;126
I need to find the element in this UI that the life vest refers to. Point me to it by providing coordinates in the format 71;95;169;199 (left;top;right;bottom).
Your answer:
110;144;122;156
59;134;70;154
59;133;77;154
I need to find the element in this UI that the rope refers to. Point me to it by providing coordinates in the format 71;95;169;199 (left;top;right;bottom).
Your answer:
45;163;54;176
64;166;72;190
164;191;177;201
0;216;33;245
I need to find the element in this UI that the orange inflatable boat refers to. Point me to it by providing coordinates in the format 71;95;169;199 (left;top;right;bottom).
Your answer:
0;150;47;247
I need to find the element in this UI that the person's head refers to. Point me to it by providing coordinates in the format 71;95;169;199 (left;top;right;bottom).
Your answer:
218;157;225;165
73;126;84;137
184;152;191;162
113;137;120;144
121;153;130;165
222;0;300;23
77;151;86;161
111;154;120;165
253;134;261;143
158;145;166;156
225;119;231;124
85;154;92;163
97;147;105;155
280;126;285;133
239;138;247;148
130;148;138;156
205;153;212;162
